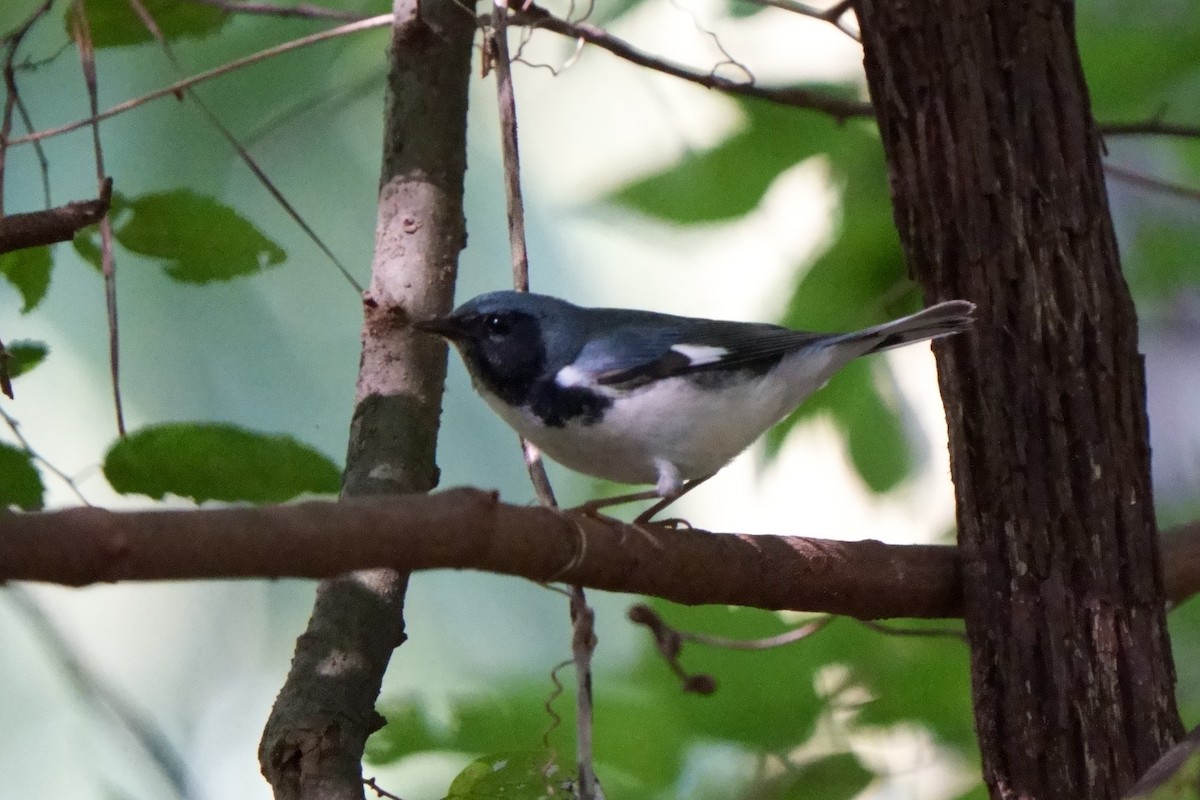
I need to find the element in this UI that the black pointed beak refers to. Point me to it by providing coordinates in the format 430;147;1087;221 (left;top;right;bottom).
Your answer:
413;315;468;342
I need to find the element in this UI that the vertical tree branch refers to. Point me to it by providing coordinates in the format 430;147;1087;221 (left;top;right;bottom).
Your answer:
257;0;475;796
854;1;1181;797
488;8;601;796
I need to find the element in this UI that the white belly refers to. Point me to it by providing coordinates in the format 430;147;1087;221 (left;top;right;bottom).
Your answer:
478;347;845;487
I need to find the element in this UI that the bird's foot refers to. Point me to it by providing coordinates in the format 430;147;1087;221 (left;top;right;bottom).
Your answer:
570;489;663;519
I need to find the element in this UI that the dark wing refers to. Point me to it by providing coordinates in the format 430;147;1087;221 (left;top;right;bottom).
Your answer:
564;312;831;391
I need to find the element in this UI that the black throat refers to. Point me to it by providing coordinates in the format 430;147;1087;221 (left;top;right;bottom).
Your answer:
458;315;612;429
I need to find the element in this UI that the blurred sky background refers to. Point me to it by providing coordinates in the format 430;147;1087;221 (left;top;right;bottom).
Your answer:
1;0;1198;798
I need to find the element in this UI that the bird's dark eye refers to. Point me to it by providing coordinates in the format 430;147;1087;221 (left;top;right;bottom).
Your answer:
483;313;511;335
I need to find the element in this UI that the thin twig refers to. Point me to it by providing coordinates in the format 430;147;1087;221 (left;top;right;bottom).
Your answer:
1100;120;1200;140
489;9;599;795
568;586;599;799
857;619;967;642
0;399;93;506
626;605;717;694
491;3;531;291
14;93;53;207
7;14;394;148
1104;162;1200;204
3;586;189;795
630;603;833;651
0;0;53;216
742;0;858;40
126;0;362;293
666;0;753;83
182;0;372;21
506;3;873;121
681;615;832;649
363;776;406;800
70;0;125;436
0;335;11;399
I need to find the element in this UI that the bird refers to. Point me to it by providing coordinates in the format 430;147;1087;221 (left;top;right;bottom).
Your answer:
415;290;974;516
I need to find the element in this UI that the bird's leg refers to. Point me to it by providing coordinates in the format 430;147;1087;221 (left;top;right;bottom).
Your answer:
573;458;684;518
572;460;714;526
633;473;714;524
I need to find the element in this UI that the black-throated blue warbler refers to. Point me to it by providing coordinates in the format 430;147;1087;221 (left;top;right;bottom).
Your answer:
416;291;974;508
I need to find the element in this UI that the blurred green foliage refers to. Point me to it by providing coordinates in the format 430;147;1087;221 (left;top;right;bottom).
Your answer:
369;603;975;798
67;0;229;49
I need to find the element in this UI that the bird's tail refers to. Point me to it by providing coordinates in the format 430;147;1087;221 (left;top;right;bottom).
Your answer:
847;300;976;354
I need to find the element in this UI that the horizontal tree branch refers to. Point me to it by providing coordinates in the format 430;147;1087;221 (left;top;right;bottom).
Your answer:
3;488;1199;619
0;177;111;253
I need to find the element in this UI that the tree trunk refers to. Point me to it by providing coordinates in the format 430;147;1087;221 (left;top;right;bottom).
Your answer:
257;0;475;797
854;1;1182;797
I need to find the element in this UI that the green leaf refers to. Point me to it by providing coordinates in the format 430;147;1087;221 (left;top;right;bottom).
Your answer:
771;753;873;800
114;190;286;283
103;423;340;503
364;700;446;765
447;751;573;800
608;94;857;223
1127;221;1200;303
0;441;44;510
5;340;49;379
72;227;104;272
0;246;52;312
69;0;229;49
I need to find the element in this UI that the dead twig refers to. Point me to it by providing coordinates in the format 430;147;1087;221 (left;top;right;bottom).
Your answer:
182;0;372;21
1100;119;1200;140
0;334;11;399
69;0;125;436
857;618;967;642
490;3;601;793
363;776;406;800
0;0;54;215
1104;162;1200;204
126;0;362;292
0;402;93;505
0;179;111;254
7;15;394;148
741;0;858;40
505;3;873;121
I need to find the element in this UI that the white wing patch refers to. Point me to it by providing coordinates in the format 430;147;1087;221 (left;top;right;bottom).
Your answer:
670;343;729;366
555;364;596;388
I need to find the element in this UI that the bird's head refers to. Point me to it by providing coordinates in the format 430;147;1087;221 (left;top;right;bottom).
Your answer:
414;291;579;403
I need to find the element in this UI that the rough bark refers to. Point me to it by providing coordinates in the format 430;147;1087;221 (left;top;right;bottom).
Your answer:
256;0;474;796
854;0;1182;797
